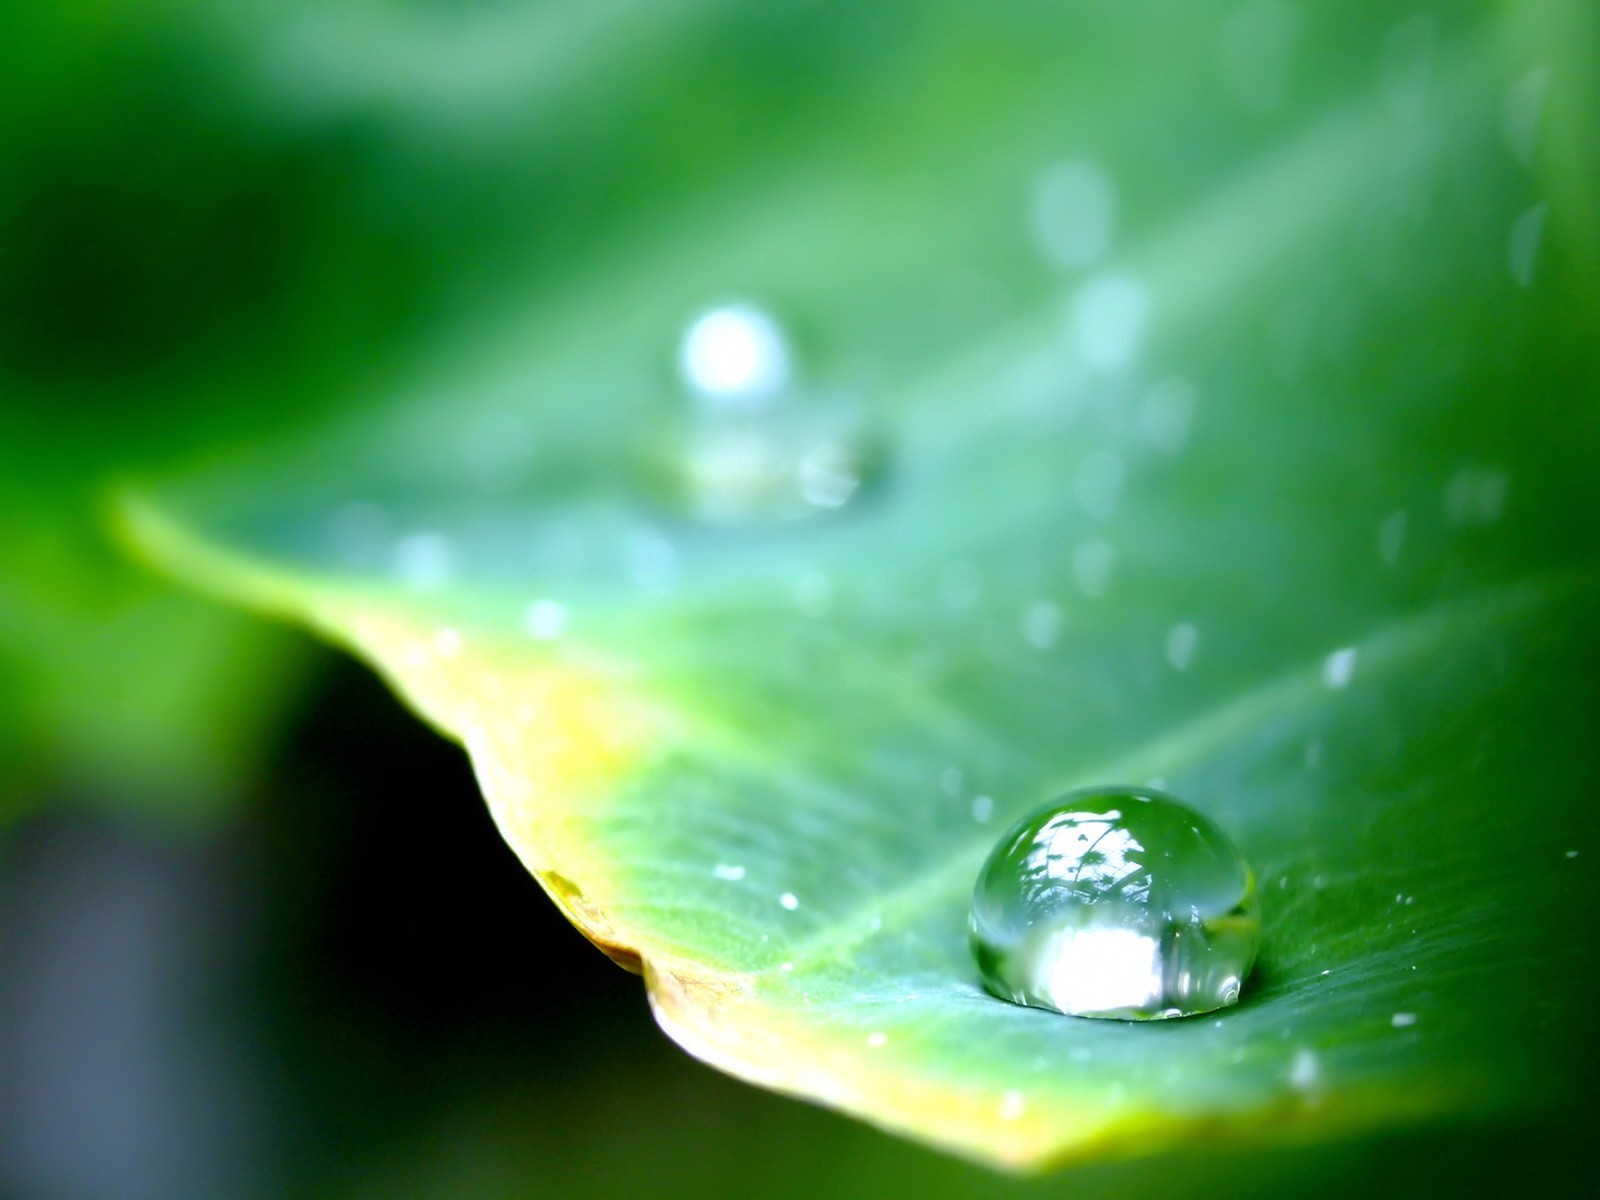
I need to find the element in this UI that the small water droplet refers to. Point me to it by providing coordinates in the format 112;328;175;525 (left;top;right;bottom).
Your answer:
970;795;996;824
1140;377;1198;454
1507;203;1548;287
1033;160;1117;268
1074;450;1125;519
1022;601;1063;650
1165;622;1199;671
1322;647;1357;690
523;599;568;640
1445;466;1509;525
1069;273;1151;374
779;892;800;911
970;786;1261;1019
1072;540;1115;597
1503;66;1551;166
712;863;746;881
794;571;834;618
1391;1011;1417;1028
1289;1047;1320;1090
394;531;454;590
1378;510;1409;566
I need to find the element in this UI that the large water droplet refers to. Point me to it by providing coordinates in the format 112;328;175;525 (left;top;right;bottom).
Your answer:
969;786;1260;1020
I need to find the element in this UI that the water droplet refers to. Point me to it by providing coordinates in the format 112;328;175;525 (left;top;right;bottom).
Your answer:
1378;510;1409;566
1288;1047;1320;1090
657;304;881;522
1069;273;1151;373
1391;1011;1417;1028
1140;378;1198;453
680;304;791;407
970;795;996;824
1074;450;1125;519
1165;622;1199;671
1322;647;1357;690
1219;1;1300;114
394;531;454;590
1444;466;1508;525
712;863;746;881
970;786;1261;1020
1022;600;1063;650
793;572;834;618
1507;202;1548;287
1565;849;1580;859
1072;540;1115;597
523;599;568;640
1503;66;1551;166
1032;161;1117;269
778;892;800;911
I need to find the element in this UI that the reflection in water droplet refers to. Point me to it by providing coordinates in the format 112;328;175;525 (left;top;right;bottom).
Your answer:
1219;1;1300;114
1507;202;1547;287
1069;273;1150;373
1033;161;1116;269
1322;647;1357;690
1074;450;1125;519
1503;67;1551;166
1378;510;1409;566
1165;622;1199;671
523;599;567;640
680;304;791;407
1140;378;1198;453
1022;600;1063;650
1072;541;1115;597
970;787;1261;1019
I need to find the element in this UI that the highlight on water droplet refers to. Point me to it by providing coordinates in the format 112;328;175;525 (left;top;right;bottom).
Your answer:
969;786;1261;1020
679;303;791;408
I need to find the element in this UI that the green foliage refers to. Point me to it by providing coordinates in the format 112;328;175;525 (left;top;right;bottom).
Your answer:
3;0;1596;1173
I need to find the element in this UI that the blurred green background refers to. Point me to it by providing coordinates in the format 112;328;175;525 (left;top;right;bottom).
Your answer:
0;0;1593;1196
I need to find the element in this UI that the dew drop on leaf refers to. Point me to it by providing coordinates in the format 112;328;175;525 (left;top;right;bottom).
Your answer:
969;786;1261;1020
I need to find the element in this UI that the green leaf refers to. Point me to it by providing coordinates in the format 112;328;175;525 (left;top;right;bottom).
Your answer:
117;0;1598;1171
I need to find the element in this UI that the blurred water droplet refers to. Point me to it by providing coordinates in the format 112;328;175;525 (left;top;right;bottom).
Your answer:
1378;510;1409;566
793;571;834;618
680;304;791;408
1503;66;1551;166
970;795;996;824
1165;622;1199;671
1322;647;1357;690
1444;466;1508;525
712;863;746;881
523;599;567;640
1070;273;1151;373
393;531;454;590
1033;161;1116;269
1289;1047;1321;1091
1140;378;1198;453
779;892;800;911
1219;1;1300;114
1072;541;1115;597
1022;600;1063;650
970;787;1261;1019
1074;450;1125;519
1391;1011;1417;1028
1507;202;1548;287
